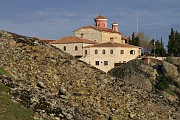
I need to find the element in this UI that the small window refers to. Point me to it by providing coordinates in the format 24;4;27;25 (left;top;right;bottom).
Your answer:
95;49;98;54
120;50;124;54
104;61;108;66
64;46;66;51
85;50;87;55
130;50;135;55
75;46;78;51
110;49;113;54
102;49;106;54
95;61;99;66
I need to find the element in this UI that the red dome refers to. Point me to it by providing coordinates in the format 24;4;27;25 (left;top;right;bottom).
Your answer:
95;15;107;19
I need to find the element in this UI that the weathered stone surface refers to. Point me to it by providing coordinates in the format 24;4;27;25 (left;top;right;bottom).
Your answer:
108;59;156;91
0;30;179;120
162;61;179;78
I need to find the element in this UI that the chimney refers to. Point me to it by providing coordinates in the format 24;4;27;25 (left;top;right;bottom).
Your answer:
112;22;118;32
110;37;114;43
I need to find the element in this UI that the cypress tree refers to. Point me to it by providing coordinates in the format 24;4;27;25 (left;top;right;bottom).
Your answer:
167;28;175;56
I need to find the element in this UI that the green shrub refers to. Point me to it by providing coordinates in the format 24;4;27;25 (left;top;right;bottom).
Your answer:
165;56;172;63
155;75;178;90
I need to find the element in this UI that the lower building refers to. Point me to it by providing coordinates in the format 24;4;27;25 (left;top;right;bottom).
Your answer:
51;36;96;58
80;38;141;72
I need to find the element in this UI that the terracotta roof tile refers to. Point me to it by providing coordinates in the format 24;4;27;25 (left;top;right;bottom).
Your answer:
121;36;128;40
84;42;141;48
41;40;56;43
95;15;107;19
33;37;56;43
51;36;97;44
74;25;121;34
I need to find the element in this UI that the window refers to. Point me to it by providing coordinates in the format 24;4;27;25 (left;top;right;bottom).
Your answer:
85;50;87;55
95;49;98;54
110;49;113;54
75;46;78;51
64;46;66;51
120;50;124;54
104;61;108;66
130;50;135;55
102;49;106;54
95;61;99;66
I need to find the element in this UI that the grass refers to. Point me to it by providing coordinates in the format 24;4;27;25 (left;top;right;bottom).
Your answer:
0;67;12;77
0;83;35;120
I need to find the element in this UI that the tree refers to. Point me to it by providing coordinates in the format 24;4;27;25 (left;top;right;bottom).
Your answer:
150;38;166;57
155;39;166;57
128;32;138;46
167;28;180;56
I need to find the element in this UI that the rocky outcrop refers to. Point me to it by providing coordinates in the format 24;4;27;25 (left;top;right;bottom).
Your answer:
108;59;157;91
0;30;179;120
167;57;180;73
162;61;179;78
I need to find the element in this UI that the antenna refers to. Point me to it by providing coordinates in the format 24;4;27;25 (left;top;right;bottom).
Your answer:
137;10;139;36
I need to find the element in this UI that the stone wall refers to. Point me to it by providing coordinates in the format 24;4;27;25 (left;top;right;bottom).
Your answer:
74;28;101;43
101;32;122;43
81;46;141;72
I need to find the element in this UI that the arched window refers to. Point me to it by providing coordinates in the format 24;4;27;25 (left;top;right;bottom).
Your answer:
120;50;124;54
85;50;87;55
95;49;98;54
64;46;66;51
110;49;113;54
130;50;135;55
75;46;78;51
102;49;106;54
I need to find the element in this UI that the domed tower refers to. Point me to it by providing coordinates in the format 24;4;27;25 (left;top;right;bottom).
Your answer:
94;15;107;28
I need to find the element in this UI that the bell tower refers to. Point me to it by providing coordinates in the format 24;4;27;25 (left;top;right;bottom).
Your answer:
94;15;107;28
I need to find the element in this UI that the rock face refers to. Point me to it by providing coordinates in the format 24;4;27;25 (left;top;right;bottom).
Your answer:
162;61;179;78
108;59;157;91
168;57;180;73
0;30;179;120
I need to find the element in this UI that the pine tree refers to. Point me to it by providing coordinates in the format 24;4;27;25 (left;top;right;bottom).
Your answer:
167;28;180;56
160;38;166;56
128;32;139;46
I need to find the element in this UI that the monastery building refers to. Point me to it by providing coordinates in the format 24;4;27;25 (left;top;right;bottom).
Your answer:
51;15;141;72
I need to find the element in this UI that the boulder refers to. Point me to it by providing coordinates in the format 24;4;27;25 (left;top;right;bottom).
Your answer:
108;59;156;91
162;61;179;78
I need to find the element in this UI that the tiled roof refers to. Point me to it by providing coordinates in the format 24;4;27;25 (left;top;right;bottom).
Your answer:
95;15;107;19
121;36;128;40
51;36;97;44
74;25;121;34
41;40;56;43
84;42;141;48
33;37;56;43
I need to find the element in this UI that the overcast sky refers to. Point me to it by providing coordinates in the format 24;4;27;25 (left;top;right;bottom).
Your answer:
0;0;179;47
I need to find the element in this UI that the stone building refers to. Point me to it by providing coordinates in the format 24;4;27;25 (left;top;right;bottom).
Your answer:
81;38;141;72
51;36;96;58
50;15;141;72
74;15;127;44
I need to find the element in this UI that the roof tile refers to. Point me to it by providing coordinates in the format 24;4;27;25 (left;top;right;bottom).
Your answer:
74;25;121;34
51;36;97;44
84;42;141;48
